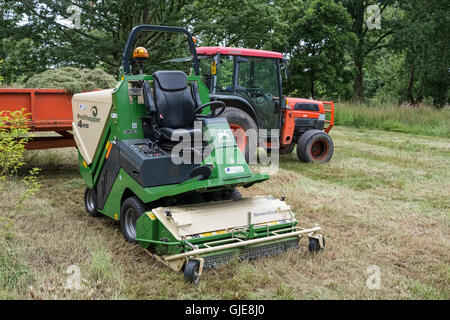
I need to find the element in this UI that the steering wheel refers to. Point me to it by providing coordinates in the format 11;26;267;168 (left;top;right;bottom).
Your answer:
193;101;227;119
245;87;266;99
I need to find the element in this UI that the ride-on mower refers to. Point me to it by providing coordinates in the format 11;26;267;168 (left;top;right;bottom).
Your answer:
72;25;325;284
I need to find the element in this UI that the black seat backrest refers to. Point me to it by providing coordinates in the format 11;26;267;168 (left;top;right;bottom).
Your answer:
152;71;196;129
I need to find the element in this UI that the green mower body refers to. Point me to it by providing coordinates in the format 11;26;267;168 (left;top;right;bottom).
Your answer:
72;25;323;283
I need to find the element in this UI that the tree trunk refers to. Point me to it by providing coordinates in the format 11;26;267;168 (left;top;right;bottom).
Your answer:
352;1;365;102
406;61;415;104
354;58;364;101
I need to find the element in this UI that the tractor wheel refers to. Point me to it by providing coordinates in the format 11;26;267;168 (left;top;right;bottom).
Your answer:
184;260;200;285
279;143;295;155
84;187;101;217
297;130;334;163
120;196;146;243
219;107;257;163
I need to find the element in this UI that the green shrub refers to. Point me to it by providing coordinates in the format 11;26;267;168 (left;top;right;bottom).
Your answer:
0;110;42;238
0;239;30;293
24;67;117;93
0;110;31;176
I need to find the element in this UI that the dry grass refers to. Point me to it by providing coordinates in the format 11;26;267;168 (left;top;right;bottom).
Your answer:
0;126;449;299
335;102;450;138
24;67;117;93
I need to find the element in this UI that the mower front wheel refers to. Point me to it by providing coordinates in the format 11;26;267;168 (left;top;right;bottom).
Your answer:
120;196;146;243
84;187;100;217
308;236;326;253
227;188;242;200
184;260;200;285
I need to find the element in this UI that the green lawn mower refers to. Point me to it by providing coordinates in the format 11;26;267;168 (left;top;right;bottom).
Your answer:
72;25;325;284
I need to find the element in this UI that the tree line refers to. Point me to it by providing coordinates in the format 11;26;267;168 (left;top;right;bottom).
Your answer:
0;0;448;107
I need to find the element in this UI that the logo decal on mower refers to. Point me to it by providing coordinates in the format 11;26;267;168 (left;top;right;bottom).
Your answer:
225;166;244;174
91;106;98;117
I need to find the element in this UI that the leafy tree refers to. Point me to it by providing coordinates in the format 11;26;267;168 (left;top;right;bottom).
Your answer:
339;0;396;101
392;0;449;108
0;37;48;84
11;0;196;74
0;0;47;84
279;0;356;100
188;0;283;49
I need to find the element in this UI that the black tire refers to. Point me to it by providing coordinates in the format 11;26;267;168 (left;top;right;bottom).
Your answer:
84;187;101;217
184;260;200;284
308;237;325;253
264;143;294;156
279;143;295;155
219;107;258;163
120;196;146;243
297;130;334;163
227;188;242;200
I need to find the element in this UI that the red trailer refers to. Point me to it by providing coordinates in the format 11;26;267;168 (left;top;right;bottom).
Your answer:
0;88;76;150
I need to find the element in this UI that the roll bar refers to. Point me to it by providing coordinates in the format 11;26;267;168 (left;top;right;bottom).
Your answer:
121;25;200;75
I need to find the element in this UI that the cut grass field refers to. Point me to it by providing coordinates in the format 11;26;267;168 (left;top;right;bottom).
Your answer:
0;126;449;299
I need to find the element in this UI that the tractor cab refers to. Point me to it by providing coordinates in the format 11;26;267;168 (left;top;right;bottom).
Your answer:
196;47;335;162
197;47;285;134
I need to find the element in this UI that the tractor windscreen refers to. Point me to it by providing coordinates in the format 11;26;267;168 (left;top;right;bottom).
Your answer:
128;31;195;75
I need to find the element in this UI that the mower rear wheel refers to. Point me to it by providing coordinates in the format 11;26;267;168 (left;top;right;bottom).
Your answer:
84;187;100;217
184;260;200;285
120;196;146;243
297;130;334;163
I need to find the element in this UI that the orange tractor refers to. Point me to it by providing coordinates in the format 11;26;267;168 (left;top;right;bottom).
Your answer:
196;47;334;163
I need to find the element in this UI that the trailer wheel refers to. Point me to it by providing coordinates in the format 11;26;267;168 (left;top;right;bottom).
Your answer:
184;260;200;285
297;130;334;163
219;107;257;162
84;187;100;217
120;196;146;243
308;237;326;253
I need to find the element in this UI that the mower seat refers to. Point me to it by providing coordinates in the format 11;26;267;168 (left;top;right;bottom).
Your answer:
152;71;201;141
